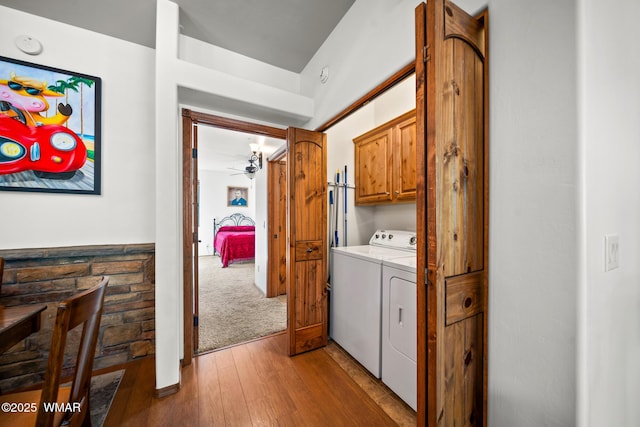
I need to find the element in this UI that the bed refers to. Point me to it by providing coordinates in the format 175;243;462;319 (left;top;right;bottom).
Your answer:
213;213;256;267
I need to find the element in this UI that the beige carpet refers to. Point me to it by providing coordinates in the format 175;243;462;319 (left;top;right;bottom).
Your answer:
197;256;287;352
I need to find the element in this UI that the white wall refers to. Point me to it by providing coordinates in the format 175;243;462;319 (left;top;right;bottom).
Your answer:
314;0;639;425
154;0;182;391
175;36;313;127
253;168;268;295
154;0;317;390
325;75;416;247
189;106;284;294
196;166;265;296
10;3;639;423
314;3;584;425
179;36;300;94
301;0;418;130
197;170;256;256
488;1;578;426
0;6;155;249
578;0;640;425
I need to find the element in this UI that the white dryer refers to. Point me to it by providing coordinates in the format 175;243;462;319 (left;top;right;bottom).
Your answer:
330;230;416;378
382;255;417;410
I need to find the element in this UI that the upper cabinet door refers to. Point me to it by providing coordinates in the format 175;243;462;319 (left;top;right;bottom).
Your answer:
393;112;417;201
353;109;416;205
286;127;328;356
354;128;393;204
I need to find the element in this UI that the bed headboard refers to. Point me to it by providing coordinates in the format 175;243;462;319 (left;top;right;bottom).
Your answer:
213;212;256;237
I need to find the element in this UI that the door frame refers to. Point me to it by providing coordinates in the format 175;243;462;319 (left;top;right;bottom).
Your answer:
181;109;286;364
180;61;417;363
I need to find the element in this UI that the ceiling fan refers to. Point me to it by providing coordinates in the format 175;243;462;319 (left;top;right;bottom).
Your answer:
228;151;263;179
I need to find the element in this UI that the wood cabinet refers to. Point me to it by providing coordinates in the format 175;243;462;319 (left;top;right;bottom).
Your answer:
353;109;416;205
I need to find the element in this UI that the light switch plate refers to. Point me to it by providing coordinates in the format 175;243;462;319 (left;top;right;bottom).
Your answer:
605;234;620;272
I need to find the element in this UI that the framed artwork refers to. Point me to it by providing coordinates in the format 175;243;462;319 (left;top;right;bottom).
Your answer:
0;56;102;194
227;186;248;207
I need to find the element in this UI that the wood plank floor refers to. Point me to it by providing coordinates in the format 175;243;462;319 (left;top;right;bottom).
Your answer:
105;333;414;426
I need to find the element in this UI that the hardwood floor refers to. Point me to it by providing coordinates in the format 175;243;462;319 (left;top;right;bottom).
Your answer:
105;333;414;426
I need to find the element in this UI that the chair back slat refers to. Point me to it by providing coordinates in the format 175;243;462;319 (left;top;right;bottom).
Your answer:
36;276;109;427
0;257;4;293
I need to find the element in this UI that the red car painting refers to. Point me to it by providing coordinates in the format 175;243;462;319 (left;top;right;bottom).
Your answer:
0;106;86;180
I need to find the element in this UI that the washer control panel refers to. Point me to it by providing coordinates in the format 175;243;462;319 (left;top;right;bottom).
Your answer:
369;230;417;251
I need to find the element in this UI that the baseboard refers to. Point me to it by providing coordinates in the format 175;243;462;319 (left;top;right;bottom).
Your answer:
155;376;181;398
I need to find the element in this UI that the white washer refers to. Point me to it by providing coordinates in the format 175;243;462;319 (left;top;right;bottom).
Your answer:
330;230;416;378
382;255;417;410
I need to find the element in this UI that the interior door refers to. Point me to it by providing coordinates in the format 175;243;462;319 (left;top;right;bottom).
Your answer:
181;113;200;362
415;1;488;426
192;128;200;352
268;159;288;297
286;127;328;355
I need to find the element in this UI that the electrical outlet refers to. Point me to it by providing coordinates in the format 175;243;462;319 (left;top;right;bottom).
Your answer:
605;234;620;272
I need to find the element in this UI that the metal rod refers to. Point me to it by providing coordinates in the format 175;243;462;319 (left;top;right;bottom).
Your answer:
334;169;340;247
328;189;334;284
329;190;334;247
327;182;355;189
343;165;348;246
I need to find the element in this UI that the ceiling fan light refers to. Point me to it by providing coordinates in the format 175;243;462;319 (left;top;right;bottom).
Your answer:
248;152;263;170
245;171;256;180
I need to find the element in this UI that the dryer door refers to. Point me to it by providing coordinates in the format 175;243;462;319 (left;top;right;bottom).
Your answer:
382;267;418;410
387;275;417;361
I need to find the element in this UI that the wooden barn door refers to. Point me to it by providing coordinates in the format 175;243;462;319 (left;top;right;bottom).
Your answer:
415;1;489;426
286;127;328;355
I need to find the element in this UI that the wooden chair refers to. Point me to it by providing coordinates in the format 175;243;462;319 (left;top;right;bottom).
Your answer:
0;276;109;427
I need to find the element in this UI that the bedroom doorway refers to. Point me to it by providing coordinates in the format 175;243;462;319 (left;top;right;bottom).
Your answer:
181;110;289;358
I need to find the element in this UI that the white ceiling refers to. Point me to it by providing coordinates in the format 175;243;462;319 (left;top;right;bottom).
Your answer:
196;125;285;173
0;0;349;171
0;0;355;73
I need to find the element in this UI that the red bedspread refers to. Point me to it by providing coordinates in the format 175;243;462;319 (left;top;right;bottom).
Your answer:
214;225;255;267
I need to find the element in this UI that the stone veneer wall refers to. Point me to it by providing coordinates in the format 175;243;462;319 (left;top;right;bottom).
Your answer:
0;244;155;393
